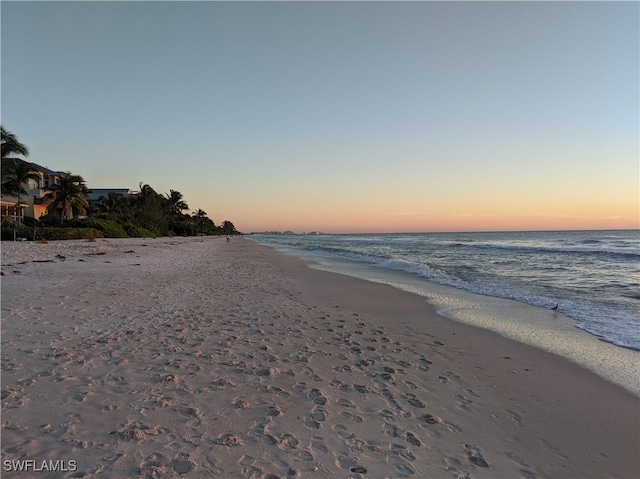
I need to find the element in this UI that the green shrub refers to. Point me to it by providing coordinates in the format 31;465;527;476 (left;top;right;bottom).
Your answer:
123;222;156;238
1;224;33;241
22;216;39;227
1;226;103;241
38;227;103;241
77;218;128;238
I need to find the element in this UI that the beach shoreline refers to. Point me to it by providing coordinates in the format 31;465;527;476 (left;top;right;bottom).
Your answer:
2;237;638;478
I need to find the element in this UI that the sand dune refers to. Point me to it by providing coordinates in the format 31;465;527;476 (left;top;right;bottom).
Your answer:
1;237;638;478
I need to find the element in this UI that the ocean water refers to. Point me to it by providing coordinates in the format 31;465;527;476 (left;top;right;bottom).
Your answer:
250;230;640;394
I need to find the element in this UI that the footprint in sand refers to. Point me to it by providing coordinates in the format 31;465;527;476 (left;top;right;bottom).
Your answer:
465;444;489;468
309;388;327;405
238;455;262;477
404;393;427;408
335;454;359;469
419;413;443;425
311;406;327;423
293;450;314;462
353;384;372;395
260;433;278;446
305;417;321;430
278;433;299;451
381;388;402;410
139;452;170;471
446;421;462;433
502;409;524;427
339;411;363;423
387;454;415;476
332;424;354;440
391;443;416;461
454;394;474;411
311;436;329;453
355;359;375;369
383;423;403;438
265;405;284;417
406;432;421;446
337;398;356;408
172;453;196;474
377;372;396;384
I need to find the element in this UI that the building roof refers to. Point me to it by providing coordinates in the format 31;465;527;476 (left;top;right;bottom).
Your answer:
86;188;135;201
2;158;64;176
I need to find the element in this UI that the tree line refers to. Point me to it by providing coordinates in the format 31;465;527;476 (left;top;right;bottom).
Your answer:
1;126;239;238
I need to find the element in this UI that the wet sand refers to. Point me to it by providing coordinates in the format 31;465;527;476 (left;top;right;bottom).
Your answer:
1;236;638;478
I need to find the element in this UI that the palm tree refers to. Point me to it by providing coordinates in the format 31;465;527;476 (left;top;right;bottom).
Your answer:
1;126;29;161
132;183;169;235
95;192;129;220
192;208;208;220
164;189;189;234
192;208;209;233
1;128;37;221
221;220;237;235
1;159;41;209
165;189;189;215
43;172;90;220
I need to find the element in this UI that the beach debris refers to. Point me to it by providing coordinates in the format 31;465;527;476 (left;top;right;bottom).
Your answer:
214;433;244;447
157;374;180;383
2;358;22;371
154;397;177;408
350;466;367;473
118;423;163;441
232;399;251;409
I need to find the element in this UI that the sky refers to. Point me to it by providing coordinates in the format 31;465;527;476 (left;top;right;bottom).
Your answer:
2;1;638;234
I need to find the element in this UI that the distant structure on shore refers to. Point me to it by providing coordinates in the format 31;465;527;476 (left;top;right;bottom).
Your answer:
250;231;324;236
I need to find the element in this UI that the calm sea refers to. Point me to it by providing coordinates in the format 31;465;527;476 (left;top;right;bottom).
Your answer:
251;230;640;393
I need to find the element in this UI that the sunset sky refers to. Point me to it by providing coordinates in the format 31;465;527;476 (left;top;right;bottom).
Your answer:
2;1;638;233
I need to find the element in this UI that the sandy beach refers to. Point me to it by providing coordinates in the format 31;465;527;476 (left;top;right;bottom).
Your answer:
1;236;638;479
